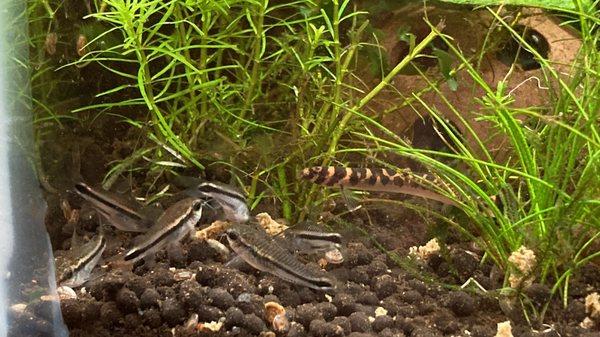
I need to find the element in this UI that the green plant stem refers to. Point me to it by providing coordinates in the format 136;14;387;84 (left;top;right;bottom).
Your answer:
237;0;267;127
124;2;202;169
329;0;342;127
40;0;55;19
322;23;444;165
277;165;291;221
298;22;444;221
199;9;211;121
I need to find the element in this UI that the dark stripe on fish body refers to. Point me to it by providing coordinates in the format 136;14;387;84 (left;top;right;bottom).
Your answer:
73;236;106;273
393;175;404;186
302;168;316;180
348;168;359;185
74;183;145;222
300;167;318;181
294;231;343;245
124;208;195;261
59;235;107;284
377;169;389;185
368;168;379;185
380;169;393;185
313;167;329;185
383;168;395;177
197;183;246;201
326;167;347;186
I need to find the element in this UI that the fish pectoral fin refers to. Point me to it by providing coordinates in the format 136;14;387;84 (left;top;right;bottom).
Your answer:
82;269;108;287
142;254;157;269
224;255;247;269
341;186;362;212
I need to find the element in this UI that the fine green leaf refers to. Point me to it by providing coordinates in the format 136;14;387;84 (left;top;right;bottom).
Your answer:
435;0;590;10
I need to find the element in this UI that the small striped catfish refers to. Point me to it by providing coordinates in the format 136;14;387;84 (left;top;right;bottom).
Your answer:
56;234;107;288
286;230;343;255
225;224;335;291
190;181;250;224
74;182;154;232
286;229;345;264
300;166;458;206
124;198;207;264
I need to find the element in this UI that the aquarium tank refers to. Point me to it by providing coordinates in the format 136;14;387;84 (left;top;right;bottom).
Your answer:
1;0;68;336
15;0;600;336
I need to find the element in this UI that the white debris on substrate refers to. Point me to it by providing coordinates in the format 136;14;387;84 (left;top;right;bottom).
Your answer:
494;320;513;337
256;212;288;235
368;307;390;323
197;320;224;332
580;292;600;329
38;286;78;302
325;248;344;264
56;286;77;300
408;238;441;261
507;246;536;288
264;301;290;332
183;313;225;333
169;268;195;282
375;306;388;317
318;248;344;268
195;220;230;240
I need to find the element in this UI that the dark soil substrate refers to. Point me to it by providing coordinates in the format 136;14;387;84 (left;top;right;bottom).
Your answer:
29;122;599;336
32;115;600;337
54;211;599;337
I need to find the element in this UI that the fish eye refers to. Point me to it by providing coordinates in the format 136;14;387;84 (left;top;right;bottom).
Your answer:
226;230;239;241
59;268;74;283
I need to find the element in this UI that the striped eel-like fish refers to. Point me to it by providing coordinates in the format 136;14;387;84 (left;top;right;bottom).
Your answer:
300;166;458;206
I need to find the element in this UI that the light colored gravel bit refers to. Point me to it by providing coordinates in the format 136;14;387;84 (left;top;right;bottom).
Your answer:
173;270;195;282
508;246;536;288
40;294;60;302
585;292;600;321
494;320;513;337
408;238;441;261
10;303;27;314
197;318;224;332
264;301;285;322
375;306;388;317
57;286;77;300
256;212;288;236
272;313;290;333
264;302;289;332
195;220;230;240
325;248;344;264
259;332;276;337
580;317;595;329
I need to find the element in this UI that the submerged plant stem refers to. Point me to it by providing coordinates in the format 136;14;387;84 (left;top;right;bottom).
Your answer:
322;23;445;166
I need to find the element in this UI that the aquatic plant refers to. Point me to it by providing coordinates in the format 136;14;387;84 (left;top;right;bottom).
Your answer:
28;0;598;324
346;2;599;321
30;0;378;222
